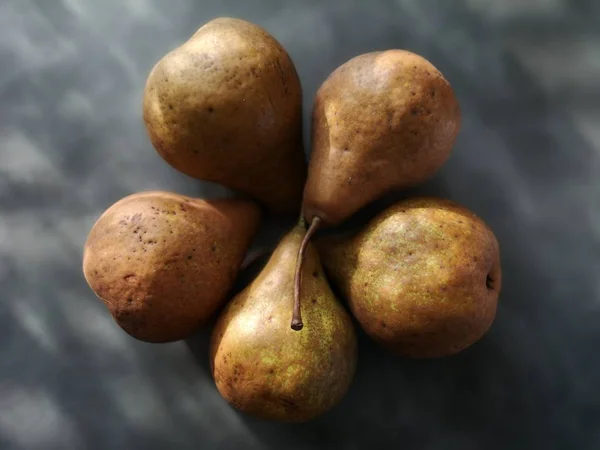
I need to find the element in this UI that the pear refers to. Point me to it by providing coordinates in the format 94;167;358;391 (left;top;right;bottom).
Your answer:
83;191;261;343
304;50;460;226
294;50;461;327
210;224;357;422
143;17;306;214
317;197;501;358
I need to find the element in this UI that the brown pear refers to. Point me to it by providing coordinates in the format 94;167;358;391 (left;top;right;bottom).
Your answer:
294;50;461;329
317;197;501;358
210;224;357;422
83;191;261;343
143;17;306;214
304;50;461;226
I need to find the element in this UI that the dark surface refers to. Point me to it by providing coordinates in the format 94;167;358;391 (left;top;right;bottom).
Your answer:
1;0;599;449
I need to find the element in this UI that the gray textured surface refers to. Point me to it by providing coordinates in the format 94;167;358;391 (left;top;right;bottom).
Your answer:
1;0;600;449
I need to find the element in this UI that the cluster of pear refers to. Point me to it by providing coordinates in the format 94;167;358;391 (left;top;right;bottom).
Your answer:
83;18;501;422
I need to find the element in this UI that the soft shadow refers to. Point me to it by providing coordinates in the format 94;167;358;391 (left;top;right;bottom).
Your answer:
185;251;271;376
236;330;517;449
325;174;451;238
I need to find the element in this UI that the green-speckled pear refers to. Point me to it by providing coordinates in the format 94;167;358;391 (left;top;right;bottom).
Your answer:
210;224;357;422
317;197;501;358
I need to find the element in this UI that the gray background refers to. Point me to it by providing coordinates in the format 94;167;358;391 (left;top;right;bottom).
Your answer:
1;0;599;449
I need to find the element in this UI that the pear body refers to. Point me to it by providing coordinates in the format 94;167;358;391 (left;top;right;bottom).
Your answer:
210;225;357;422
143;18;306;214
83;191;260;342
304;50;461;226
318;197;501;358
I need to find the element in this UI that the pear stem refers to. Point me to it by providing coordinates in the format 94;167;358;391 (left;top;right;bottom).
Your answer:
291;216;322;331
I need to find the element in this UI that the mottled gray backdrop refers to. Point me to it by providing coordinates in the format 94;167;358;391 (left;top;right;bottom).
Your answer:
1;0;599;449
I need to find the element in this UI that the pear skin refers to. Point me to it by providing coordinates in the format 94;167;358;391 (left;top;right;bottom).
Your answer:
83;191;261;343
210;225;357;422
143;18;306;214
318;197;501;358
